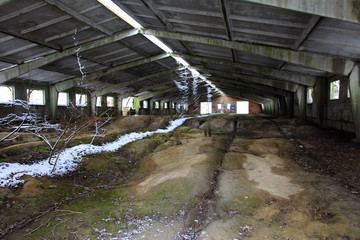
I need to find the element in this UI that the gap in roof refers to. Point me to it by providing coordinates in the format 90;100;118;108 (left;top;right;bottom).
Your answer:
97;0;223;94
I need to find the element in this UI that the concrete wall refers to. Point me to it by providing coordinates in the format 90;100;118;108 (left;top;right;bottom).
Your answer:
212;95;262;114
295;77;355;133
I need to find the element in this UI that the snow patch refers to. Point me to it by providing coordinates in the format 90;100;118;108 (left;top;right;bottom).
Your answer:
0;117;190;187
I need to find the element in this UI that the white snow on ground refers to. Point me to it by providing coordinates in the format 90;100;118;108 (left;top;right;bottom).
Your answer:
0;117;191;187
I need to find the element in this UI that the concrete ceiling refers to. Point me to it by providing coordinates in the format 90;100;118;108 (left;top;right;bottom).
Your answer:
0;0;359;104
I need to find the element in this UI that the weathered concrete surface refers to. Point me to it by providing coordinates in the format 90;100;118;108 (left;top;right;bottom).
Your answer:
349;65;360;140
242;0;360;24
3;115;360;239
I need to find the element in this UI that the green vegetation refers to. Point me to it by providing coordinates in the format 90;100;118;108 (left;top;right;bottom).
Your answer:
224;195;264;216
32;145;49;154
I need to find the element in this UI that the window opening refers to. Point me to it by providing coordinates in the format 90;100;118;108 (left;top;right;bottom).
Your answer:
330;80;340;100
122;97;133;108
75;93;88;107
0;86;14;103
96;96;102;107
236;101;249;114
307;87;313;104
154;101;160;109
107;96;115;107
200;102;212;114
57;92;69;106
27;89;45;105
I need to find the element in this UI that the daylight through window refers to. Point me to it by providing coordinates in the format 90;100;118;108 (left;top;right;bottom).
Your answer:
330;80;340;100
0;86;14;103
307;87;313;104
75;93;88;107
107;96;115;107
27;89;45;105
57;92;69;106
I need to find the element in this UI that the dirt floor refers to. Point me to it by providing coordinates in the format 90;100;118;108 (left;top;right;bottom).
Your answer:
0;114;360;239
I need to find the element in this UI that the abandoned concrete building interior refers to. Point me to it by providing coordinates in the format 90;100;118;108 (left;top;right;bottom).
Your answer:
0;0;360;239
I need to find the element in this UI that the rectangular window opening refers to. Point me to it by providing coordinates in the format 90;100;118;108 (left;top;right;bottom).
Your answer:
96;96;102;107
330;80;340;100
200;102;212;114
164;102;168;109
75;93;88;107
122;97;134;109
0;86;14;103
217;104;221;110
107;96;115;107
227;103;231;110
307;87;313;104
57;92;69;106
27;89;45;105
143;100;148;109
155;101;160;109
236;101;249;114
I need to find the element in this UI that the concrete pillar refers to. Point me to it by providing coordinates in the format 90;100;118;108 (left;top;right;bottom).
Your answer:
134;97;140;115
49;86;58;119
147;98;153;115
294;85;306;119
90;94;97;116
285;92;294;117
14;84;27;115
117;95;123;116
313;78;327;128
349;65;360;141
279;96;286;116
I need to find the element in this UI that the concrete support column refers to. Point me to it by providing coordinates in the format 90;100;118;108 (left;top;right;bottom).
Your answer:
349;65;360;140
279;96;286;116
150;99;155;115
14;84;27;115
117;96;123;116
313;78;328;128
133;97;140;115
285;92;294;117
100;95;107;115
159;100;165;115
49;86;58;120
294;85;306;119
90;94;97;116
68;90;76;107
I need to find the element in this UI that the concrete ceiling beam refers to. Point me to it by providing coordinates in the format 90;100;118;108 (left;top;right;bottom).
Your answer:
138;88;178;101
44;0;113;36
97;69;174;96
221;87;275;103
293;16;321;50
224;91;271;104
195;67;299;92
0;28;140;84
54;53;170;92
241;0;360;25
142;28;355;75
209;76;287;97
175;53;317;86
156;6;223;17
0;25;61;51
0;2;44;20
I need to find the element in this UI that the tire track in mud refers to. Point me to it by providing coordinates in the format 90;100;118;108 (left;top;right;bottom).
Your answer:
179;120;238;240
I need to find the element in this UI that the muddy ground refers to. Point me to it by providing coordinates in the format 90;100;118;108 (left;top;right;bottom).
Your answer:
0;114;360;239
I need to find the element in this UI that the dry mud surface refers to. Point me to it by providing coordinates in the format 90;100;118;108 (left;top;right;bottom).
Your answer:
0;114;360;239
